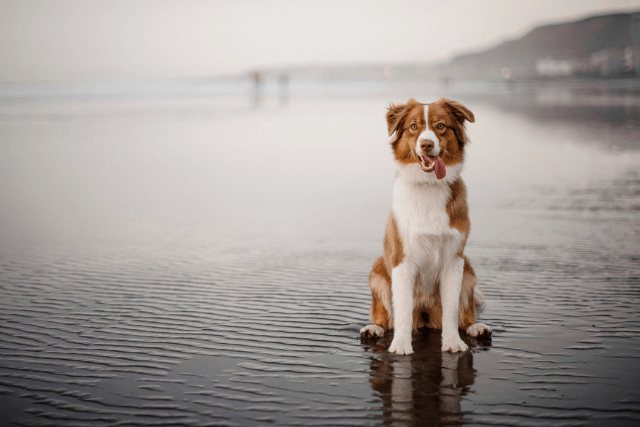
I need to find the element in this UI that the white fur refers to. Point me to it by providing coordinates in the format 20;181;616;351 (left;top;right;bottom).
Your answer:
389;263;417;355
415;104;440;157
360;324;384;338
440;256;468;352
388;162;468;354
466;323;492;337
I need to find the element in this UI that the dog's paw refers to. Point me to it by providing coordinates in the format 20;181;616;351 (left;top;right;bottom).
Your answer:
389;335;413;355
360;324;384;338
466;323;492;338
442;334;468;353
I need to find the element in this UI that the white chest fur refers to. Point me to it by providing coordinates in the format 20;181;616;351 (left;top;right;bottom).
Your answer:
392;178;452;237
391;163;465;284
392;163;462;238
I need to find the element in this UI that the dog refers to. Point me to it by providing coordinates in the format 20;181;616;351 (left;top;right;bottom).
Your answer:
360;98;491;355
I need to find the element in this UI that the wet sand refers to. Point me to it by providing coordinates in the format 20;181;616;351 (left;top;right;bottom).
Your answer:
1;81;639;426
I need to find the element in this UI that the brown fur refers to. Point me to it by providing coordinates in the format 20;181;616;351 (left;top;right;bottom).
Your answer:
363;98;483;338
386;98;474;169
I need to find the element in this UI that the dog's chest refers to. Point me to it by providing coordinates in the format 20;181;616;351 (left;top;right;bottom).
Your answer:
392;179;454;238
391;176;464;282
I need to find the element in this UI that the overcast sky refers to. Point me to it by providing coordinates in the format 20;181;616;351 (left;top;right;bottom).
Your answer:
1;0;639;82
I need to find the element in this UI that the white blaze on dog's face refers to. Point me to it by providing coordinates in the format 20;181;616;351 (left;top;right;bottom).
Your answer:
416;104;440;158
386;98;475;180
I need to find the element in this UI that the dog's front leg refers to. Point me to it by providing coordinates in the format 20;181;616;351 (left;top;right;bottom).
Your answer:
440;256;468;352
389;262;415;355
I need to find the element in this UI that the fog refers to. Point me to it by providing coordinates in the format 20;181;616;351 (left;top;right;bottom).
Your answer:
1;0;639;82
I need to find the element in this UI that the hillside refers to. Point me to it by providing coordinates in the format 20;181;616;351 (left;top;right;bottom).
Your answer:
450;12;639;77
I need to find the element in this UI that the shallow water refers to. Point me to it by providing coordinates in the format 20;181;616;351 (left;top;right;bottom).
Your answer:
1;80;639;426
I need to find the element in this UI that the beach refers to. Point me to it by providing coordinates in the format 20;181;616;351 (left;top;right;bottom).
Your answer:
1;78;639;426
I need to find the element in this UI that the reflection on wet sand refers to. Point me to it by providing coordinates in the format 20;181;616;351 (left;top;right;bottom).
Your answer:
362;329;491;426
465;89;640;152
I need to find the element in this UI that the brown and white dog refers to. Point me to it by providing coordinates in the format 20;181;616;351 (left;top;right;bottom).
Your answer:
360;98;491;355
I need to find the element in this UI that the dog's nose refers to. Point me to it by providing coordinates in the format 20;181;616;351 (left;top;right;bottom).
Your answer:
420;139;434;153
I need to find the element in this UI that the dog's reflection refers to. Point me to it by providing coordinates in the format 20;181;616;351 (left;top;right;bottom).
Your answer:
362;328;491;426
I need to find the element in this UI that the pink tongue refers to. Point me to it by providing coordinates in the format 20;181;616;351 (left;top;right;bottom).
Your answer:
434;156;446;180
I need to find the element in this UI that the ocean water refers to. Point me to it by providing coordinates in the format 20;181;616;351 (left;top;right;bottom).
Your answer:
0;78;639;426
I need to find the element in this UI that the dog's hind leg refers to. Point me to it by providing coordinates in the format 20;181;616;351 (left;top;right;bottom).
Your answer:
360;258;392;338
465;286;492;337
360;293;388;338
459;257;492;338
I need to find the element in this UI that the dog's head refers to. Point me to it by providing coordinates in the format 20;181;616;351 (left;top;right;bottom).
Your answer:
386;98;474;179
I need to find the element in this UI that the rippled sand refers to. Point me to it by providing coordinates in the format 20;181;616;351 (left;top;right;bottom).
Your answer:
1;84;639;426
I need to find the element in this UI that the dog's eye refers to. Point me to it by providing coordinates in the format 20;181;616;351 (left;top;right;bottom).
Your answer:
410;123;418;130
437;123;445;130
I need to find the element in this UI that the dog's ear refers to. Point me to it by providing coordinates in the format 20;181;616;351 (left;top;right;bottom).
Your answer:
386;99;414;136
442;98;475;124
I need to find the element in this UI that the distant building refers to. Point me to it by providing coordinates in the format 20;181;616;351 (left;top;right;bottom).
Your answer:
535;57;573;77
